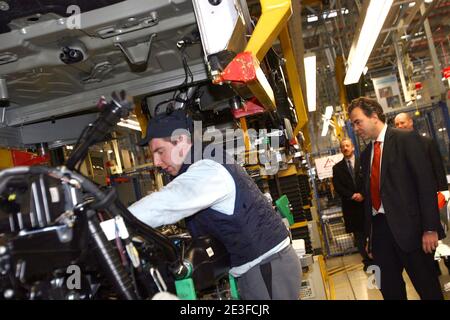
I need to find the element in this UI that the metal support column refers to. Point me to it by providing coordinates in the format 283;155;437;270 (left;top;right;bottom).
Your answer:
420;3;446;95
279;27;309;138
393;34;412;103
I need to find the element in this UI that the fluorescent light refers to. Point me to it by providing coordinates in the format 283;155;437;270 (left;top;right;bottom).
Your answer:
344;0;394;84
118;119;142;131
321;123;329;137
321;106;334;137
304;54;317;112
408;2;415;7
424;0;433;3
324;106;333;119
307;9;348;23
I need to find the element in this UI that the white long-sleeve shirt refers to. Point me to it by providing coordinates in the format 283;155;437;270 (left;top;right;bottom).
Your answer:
128;159;236;227
128;159;290;276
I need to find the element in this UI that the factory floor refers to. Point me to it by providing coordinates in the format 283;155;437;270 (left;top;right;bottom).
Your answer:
325;253;450;300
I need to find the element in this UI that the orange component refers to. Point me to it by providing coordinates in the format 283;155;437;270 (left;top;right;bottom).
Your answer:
437;192;446;210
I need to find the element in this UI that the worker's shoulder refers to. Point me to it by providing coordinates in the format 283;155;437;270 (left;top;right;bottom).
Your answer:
188;158;229;173
186;159;235;188
190;158;223;168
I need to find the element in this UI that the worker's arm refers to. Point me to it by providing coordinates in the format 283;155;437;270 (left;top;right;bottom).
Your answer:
128;159;236;228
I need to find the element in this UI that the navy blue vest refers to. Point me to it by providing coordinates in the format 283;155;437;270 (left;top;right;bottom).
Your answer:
176;152;289;268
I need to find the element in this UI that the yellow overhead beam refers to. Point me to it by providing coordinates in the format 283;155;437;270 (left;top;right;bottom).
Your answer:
245;0;292;62
279;26;308;134
243;0;293;111
249;62;277;111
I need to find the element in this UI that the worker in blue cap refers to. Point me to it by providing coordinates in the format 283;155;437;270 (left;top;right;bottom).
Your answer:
128;109;302;300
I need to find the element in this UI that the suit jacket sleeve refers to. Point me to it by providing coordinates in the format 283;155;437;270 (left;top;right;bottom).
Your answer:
404;133;442;233
332;164;354;200
427;138;448;191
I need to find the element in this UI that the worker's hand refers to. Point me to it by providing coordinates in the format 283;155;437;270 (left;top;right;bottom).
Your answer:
422;231;439;254
365;242;373;260
351;193;364;202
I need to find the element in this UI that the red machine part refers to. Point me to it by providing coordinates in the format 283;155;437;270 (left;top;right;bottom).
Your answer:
213;52;257;84
11;150;50;166
443;66;450;79
230;97;265;119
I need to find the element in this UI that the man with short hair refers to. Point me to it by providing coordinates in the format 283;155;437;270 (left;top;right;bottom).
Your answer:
332;138;372;270
394;112;448;192
394;112;450;274
349;97;445;300
128;109;302;300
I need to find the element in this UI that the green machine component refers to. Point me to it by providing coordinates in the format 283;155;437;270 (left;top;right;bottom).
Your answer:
229;274;240;300
175;278;197;300
175;262;196;300
275;195;294;226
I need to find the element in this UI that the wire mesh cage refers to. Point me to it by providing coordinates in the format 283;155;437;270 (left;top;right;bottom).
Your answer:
321;207;358;256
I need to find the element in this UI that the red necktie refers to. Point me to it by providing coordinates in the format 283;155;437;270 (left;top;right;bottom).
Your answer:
371;141;381;211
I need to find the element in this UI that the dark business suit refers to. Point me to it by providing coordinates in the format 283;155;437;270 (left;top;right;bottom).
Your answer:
421;136;448;192
332;157;370;265
332;158;365;233
421;135;450;273
360;127;445;300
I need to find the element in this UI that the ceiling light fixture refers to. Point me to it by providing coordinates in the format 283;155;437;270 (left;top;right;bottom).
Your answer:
344;0;394;84
321;106;334;136
304;53;317;112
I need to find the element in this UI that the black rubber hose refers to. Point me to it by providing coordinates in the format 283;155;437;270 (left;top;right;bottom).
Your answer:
87;211;137;300
112;200;183;267
70;171;181;267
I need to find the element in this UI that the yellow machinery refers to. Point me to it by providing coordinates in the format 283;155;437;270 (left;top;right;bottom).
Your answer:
0;148;14;169
210;0;310;155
